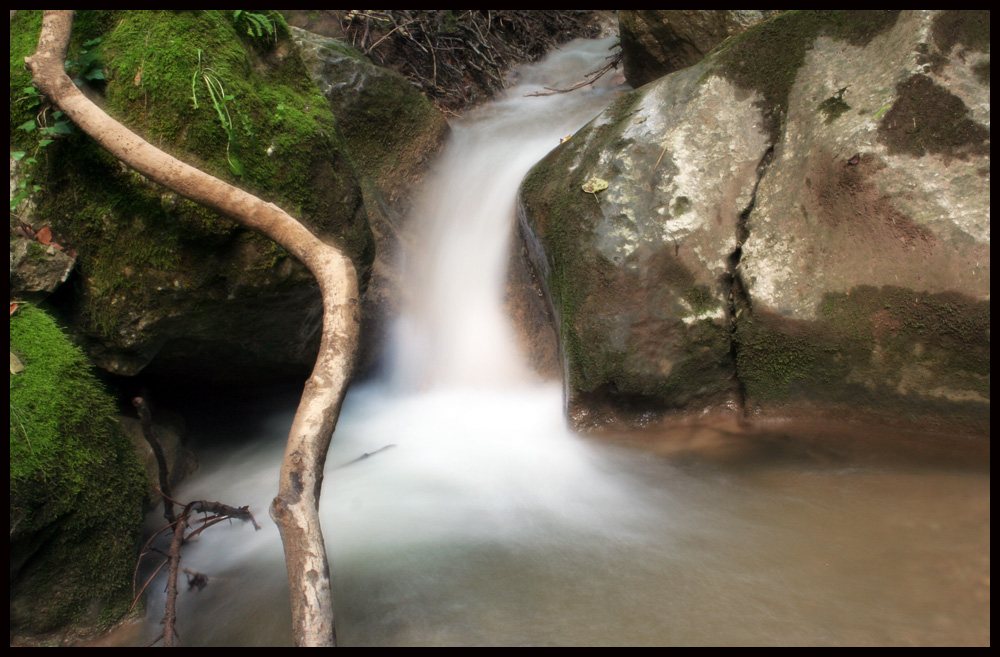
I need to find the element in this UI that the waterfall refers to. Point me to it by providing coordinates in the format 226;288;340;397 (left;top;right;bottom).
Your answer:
130;36;990;648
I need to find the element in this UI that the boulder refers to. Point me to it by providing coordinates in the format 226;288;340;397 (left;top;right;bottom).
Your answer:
519;59;770;425
734;10;990;430
292;27;449;369
9;235;76;298
618;10;780;88
519;11;989;433
11;11;443;382
10;303;148;644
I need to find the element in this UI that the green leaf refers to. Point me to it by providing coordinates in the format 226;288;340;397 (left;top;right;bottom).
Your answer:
38;140;54;148
11;151;27;161
227;154;245;176
11;190;29;210
85;69;106;81
16;120;37;132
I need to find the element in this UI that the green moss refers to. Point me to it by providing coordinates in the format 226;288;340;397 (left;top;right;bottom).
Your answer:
706;10;900;141
877;74;989;160
10;303;148;637
735;286;990;422
671;195;691;216
10;10;375;344
684;284;719;314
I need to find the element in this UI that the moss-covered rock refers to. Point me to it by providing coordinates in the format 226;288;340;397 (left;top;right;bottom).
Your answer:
10;10;375;380
10;303;148;643
735;11;989;429
520;10;989;432
291;26;449;370
518;61;769;425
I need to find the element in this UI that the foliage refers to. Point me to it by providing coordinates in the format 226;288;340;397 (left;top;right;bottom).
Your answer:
233;10;276;41
190;48;245;175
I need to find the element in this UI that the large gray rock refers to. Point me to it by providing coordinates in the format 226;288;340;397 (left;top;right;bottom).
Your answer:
519;10;990;432
519;60;771;425
735;10;989;430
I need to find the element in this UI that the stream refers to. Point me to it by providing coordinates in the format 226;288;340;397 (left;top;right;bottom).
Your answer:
129;37;989;647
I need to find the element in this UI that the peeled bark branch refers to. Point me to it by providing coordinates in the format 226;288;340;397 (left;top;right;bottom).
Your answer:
27;11;358;646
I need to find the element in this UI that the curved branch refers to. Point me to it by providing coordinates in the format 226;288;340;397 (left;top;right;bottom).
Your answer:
26;11;357;646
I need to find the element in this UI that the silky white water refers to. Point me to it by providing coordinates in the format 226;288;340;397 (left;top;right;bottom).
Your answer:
128;37;989;647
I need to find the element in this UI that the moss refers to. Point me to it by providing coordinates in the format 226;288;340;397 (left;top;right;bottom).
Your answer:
10;303;148;638
735;286;990;423
671;195;691;216
931;10;990;55
705;10;900;141
684;284;719;314
877;74;990;160
10;10;375;345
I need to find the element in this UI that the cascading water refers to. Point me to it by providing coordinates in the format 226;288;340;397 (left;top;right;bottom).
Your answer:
130;37;989;647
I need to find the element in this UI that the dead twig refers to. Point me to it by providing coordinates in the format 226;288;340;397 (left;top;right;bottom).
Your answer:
135;499;261;646
525;51;622;97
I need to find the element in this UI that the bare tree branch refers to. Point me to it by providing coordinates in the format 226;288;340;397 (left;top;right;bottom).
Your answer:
26;10;359;646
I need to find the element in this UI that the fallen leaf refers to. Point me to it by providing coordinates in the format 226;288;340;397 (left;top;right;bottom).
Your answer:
581;177;609;195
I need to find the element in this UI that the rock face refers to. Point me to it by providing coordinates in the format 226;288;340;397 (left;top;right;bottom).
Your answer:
618;10;780;88
9;236;76;298
519;10;990;432
10;11;446;381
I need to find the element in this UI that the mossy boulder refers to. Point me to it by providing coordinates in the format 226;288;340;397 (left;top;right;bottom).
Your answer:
10;303;148;644
291;26;449;369
733;10;989;430
518;63;770;425
618;10;781;88
519;10;989;432
10;10;377;380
